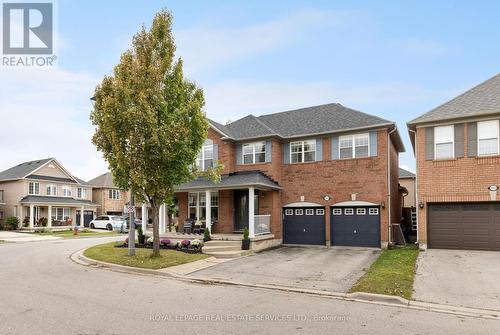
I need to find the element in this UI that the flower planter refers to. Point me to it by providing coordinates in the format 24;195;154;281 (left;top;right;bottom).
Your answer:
242;239;250;250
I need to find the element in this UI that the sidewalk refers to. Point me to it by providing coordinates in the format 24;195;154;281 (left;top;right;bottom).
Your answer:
72;248;500;321
0;231;61;242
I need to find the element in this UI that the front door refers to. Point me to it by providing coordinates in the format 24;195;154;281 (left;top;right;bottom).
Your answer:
234;190;259;232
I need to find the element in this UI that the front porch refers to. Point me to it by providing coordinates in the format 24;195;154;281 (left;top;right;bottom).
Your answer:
174;171;282;239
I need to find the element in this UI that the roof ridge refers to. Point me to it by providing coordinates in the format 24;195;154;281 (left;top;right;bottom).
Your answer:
408;73;500;124
257;102;340;118
251;115;280;136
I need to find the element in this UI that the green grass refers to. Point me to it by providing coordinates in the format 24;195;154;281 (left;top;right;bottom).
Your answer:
350;245;419;299
34;229;118;238
83;242;209;269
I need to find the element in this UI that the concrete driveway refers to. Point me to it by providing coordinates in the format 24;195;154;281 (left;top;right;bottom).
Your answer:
189;246;380;293
414;249;500;311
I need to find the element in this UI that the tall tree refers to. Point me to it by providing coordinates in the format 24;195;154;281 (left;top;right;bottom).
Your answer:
91;10;208;257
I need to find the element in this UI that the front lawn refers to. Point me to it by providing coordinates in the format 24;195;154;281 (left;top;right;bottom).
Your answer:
83;242;209;269
34;229;118;238
350;244;419;299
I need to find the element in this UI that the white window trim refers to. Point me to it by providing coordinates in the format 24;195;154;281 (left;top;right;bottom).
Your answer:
46;184;57;196
332;209;342;215
434;125;455;160
369;208;379;215
108;189;120;200
477;120;500;156
28;182;40;195
62;186;72;197
242;141;266;165
197;141;214;171
289;140;316;163
285;209;293;215
77;187;87;199
338;133;370;159
305;209;314;215
188;191;219;221
316;209;325;215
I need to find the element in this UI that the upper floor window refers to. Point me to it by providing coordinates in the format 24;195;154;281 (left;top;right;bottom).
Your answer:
62;186;72;197
243;141;266;164
434;125;454;160
109;189;120;200
0;190;3;202
290;140;316;163
339;133;369;159
77;187;87;199
28;182;40;195
196;139;214;171
478;120;499;156
46;184;57;196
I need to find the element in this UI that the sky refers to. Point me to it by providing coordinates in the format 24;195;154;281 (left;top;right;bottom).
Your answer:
1;0;500;180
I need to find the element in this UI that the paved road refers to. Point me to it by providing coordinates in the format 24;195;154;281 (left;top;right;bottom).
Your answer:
0;238;498;335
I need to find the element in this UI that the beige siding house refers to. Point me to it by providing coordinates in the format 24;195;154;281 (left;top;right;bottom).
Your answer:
0;158;98;230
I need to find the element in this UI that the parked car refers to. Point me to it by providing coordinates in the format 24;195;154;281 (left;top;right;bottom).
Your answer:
89;215;125;231
121;217;142;233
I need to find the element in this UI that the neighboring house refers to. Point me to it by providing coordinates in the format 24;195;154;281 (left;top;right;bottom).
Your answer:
0;158;98;229
0;188;5;227
408;73;500;251
88;172;151;228
399;168;416;208
174;103;405;248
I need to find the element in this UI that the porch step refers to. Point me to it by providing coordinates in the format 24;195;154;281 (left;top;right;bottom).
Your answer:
202;245;242;253
202;250;253;258
203;240;241;247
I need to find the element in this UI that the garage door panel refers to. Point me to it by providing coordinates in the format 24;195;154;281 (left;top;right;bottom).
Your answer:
283;208;325;246
428;203;500;251
331;207;380;248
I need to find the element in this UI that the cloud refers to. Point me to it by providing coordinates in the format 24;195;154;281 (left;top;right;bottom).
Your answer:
175;9;346;75
0;68;107;180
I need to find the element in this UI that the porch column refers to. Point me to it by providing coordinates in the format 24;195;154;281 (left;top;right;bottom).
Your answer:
141;203;147;231
248;187;255;238
205;190;211;233
159;204;165;234
47;205;52;228
80;206;85;227
29;205;34;229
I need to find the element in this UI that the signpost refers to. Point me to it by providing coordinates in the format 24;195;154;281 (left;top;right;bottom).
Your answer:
127;193;136;256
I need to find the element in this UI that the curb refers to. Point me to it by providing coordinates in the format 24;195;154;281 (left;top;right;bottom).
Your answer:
71;249;500;320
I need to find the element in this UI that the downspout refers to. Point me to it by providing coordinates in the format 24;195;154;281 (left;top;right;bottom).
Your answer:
387;127;397;247
408;128;419;245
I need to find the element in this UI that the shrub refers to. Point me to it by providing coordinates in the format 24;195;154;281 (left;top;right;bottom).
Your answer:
37;217;48;227
82;228;90;233
137;225;143;237
181;239;190;248
191;239;202;247
124;237;129;246
5;216;19;229
22;216;30;227
160;239;171;247
203;228;211;242
174;240;181;249
243;227;249;240
36;228;51;234
146;237;154;245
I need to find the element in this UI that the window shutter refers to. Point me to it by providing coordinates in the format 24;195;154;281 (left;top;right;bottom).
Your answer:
265;140;272;162
331;136;339;160
315;138;322;161
369;131;377;156
454;123;464;158
425;127;434;160
467;122;477;157
213;144;219;162
236;144;242;165
283;143;290;164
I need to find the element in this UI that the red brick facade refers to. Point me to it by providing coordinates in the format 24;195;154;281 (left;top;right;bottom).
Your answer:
415;121;500;246
175;126;401;247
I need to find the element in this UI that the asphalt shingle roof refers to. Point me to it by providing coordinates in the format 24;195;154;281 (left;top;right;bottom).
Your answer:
20;195;98;206
210;103;393;140
398;167;415;179
408;73;500;125
176;171;281;191
87;172;118;188
0;158;52;181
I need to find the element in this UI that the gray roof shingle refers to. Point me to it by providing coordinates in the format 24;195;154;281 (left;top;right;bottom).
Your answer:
408;73;500;125
87;172;118;188
399;167;415;179
20;195;98;206
0;158;52;181
176;171;281;191
210;103;394;140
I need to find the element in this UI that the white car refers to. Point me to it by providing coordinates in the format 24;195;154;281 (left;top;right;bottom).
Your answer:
89;215;125;231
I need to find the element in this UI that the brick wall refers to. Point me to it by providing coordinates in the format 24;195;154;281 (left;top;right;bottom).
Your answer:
415;123;500;245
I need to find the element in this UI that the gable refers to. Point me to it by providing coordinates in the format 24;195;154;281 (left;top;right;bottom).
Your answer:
30;160;77;182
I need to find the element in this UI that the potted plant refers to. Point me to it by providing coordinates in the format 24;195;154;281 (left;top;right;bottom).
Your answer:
203;227;211;242
242;227;250;250
5;216;19;230
137;225;145;245
22;216;29;228
37;217;48;227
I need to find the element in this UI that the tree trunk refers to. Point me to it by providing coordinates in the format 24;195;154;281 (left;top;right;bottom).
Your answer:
151;203;161;258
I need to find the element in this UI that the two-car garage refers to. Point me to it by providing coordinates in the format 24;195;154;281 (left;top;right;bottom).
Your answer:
428;203;500;251
282;202;381;248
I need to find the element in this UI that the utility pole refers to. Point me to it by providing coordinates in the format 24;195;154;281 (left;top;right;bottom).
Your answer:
128;190;136;256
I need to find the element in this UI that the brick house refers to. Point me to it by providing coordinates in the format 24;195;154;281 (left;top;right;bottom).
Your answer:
174;103;404;248
407;74;500;251
0;158;98;230
88;172;128;216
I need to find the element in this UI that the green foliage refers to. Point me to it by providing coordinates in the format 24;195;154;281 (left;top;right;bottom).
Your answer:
137;225;143;237
243;227;249;240
203;227;211;242
5;216;19;228
37;217;48;227
22;216;29;227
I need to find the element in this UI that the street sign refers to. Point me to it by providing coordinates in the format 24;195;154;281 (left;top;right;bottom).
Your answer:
124;205;136;215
